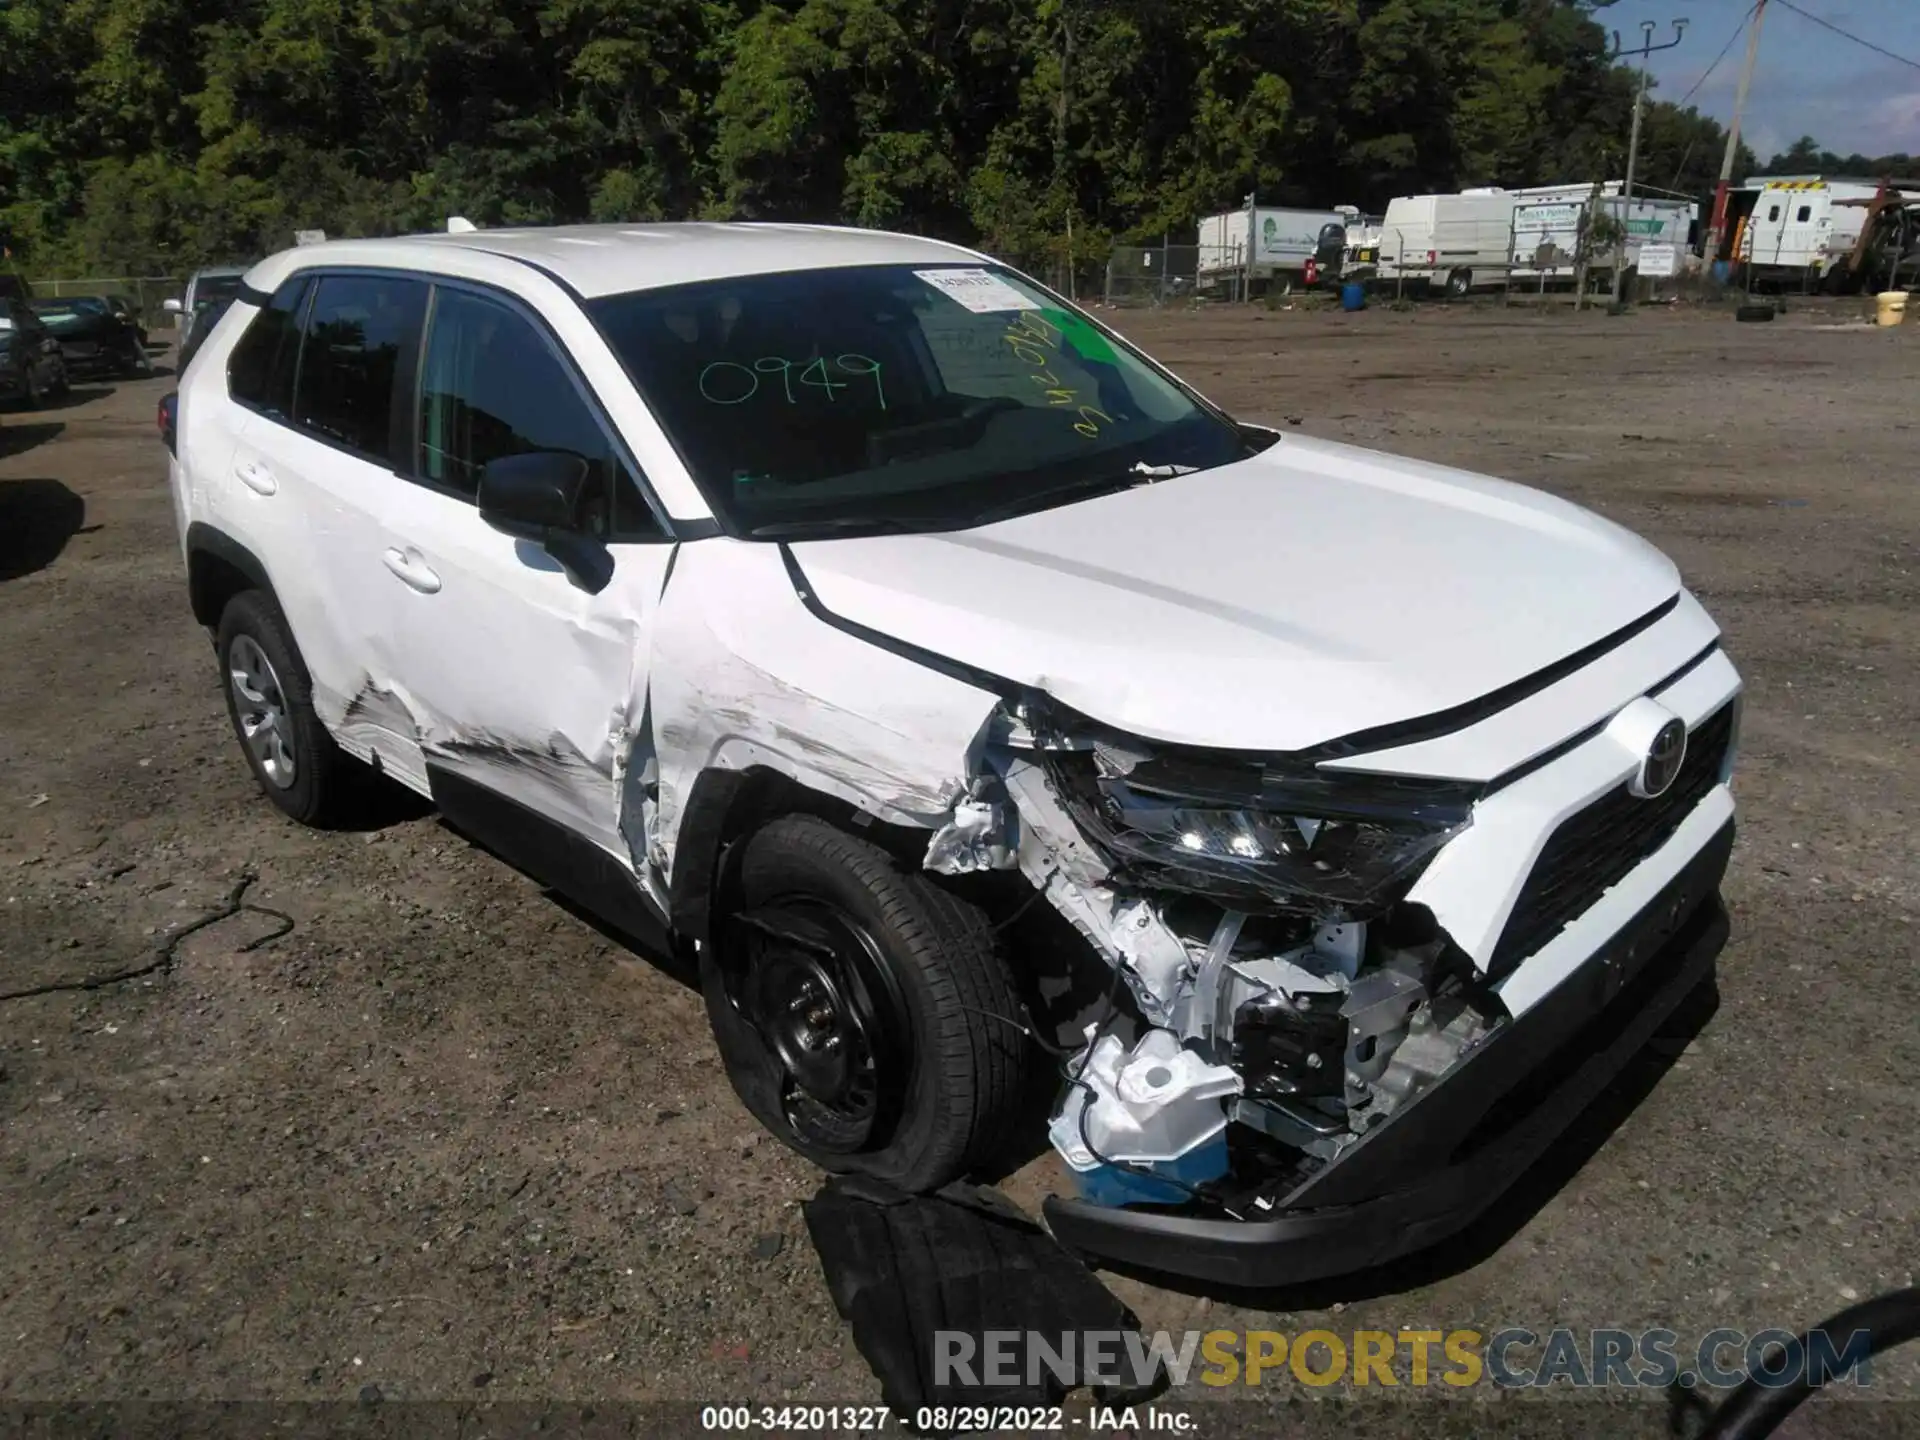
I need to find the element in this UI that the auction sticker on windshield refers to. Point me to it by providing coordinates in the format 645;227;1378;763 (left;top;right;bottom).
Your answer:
917;268;1039;313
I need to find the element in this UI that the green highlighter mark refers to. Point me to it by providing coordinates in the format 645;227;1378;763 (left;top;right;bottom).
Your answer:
1041;307;1120;366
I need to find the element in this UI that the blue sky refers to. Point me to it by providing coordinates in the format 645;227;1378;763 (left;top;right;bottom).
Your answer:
1597;0;1920;163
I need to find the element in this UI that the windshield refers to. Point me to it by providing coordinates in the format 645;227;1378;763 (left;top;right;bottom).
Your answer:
32;298;105;327
194;275;244;310
586;263;1251;536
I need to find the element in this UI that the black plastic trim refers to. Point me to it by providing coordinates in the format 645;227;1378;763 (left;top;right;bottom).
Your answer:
184;522;273;624
1477;640;1723;798
778;544;1018;699
427;764;673;955
665;767;761;941
1306;593;1683;763
1042;820;1733;1287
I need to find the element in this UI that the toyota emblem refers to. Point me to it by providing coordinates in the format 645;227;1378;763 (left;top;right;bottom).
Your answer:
1633;717;1688;798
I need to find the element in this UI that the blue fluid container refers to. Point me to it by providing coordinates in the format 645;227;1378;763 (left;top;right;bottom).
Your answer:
1341;281;1367;312
1071;1132;1231;1208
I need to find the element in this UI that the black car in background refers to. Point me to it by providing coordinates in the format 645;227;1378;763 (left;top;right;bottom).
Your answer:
0;296;70;409
30;296;153;380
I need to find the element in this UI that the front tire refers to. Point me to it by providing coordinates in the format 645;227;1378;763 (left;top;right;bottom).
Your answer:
216;590;357;826
702;814;1031;1192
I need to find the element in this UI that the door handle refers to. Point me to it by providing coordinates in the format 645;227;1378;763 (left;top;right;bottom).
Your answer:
235;460;278;496
382;548;442;594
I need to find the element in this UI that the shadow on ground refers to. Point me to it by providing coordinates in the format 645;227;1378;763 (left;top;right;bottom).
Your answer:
0;478;86;580
0;422;64;460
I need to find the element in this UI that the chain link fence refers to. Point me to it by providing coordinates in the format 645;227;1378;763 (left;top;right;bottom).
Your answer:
25;276;187;329
1101;244;1201;306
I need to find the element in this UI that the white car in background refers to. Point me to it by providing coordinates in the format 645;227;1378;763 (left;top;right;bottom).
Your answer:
163;223;1740;1286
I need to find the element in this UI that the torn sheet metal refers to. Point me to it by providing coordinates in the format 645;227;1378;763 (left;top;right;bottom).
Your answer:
647;543;1002;881
995;755;1193;1024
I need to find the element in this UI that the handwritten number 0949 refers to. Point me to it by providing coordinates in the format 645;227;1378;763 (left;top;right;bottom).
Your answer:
699;355;886;410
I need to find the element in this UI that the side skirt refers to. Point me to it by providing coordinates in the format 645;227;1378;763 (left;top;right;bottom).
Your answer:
426;763;676;959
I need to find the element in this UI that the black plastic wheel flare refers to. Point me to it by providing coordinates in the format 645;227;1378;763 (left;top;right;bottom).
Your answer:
731;899;909;1155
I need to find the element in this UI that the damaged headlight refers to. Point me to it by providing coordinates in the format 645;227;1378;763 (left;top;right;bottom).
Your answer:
1045;736;1479;916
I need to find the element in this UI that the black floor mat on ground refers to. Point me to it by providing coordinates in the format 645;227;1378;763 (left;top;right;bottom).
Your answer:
802;1176;1160;1425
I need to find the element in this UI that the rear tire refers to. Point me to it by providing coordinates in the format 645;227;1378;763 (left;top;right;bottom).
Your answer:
1735;302;1776;323
1445;269;1472;298
216;590;359;827
702;814;1031;1192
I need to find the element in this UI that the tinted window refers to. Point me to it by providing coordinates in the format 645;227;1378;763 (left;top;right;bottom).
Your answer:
294;274;426;460
1796;205;1811;223
585;263;1245;538
1767;204;1781;221
417;286;658;537
229;278;310;415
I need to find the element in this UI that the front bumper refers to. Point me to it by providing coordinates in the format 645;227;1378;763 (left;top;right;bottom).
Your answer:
1043;818;1734;1288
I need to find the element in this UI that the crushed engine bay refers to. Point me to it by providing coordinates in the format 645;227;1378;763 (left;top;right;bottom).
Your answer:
921;696;1507;1203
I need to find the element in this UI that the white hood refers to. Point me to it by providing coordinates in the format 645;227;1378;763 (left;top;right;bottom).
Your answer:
789;435;1681;752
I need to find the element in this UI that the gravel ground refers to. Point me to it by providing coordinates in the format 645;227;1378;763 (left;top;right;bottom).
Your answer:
1;297;1916;1436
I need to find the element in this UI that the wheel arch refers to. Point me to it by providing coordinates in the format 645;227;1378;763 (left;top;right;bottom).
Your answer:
186;521;274;628
665;764;933;947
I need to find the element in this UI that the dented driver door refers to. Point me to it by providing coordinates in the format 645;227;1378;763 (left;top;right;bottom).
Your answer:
373;281;675;866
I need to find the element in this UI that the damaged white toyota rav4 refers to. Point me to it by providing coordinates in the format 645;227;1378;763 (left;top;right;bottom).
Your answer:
166;224;1740;1286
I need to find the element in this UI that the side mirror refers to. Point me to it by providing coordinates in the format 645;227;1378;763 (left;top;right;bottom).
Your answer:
162;297;184;315
477;452;613;593
478;452;588;536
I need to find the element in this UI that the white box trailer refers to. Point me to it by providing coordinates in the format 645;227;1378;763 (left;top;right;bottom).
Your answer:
1509;192;1696;284
1197;206;1355;293
1738;176;1920;289
1376;189;1520;295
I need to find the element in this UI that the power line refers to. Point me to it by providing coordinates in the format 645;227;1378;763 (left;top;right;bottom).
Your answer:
1667;4;1759;190
1676;3;1760;110
1774;0;1920;73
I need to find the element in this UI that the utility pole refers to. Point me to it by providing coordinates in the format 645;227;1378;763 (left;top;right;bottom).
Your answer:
1242;190;1256;303
1611;18;1689;309
1700;0;1768;277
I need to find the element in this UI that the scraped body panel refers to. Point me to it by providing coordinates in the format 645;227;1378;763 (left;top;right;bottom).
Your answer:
646;542;1003;878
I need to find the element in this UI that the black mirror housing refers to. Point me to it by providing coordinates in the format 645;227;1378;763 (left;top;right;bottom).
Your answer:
477;452;589;536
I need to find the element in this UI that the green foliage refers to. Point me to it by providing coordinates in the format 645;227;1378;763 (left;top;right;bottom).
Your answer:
0;0;1799;277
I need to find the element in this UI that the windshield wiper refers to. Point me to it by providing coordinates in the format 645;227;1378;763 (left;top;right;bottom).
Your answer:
746;516;936;539
964;462;1199;529
1131;461;1198;480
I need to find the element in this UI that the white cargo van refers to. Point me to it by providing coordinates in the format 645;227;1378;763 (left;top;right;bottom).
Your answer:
1376;190;1519;295
1739;177;1920;291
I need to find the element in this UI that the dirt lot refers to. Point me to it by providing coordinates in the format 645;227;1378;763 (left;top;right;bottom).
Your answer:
2;299;1917;1435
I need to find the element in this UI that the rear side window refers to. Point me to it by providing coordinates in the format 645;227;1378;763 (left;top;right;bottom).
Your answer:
417;286;659;537
228;278;309;416
294;274;427;462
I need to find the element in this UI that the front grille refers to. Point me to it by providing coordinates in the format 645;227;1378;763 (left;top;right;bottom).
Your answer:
1491;703;1735;974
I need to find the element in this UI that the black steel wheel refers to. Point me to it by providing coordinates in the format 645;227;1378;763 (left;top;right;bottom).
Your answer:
701;814;1032;1192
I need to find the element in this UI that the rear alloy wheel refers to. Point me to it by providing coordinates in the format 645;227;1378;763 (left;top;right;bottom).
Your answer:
217;590;359;826
702;814;1031;1192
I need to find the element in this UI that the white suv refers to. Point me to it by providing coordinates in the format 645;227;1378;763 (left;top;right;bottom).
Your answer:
165;224;1740;1286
